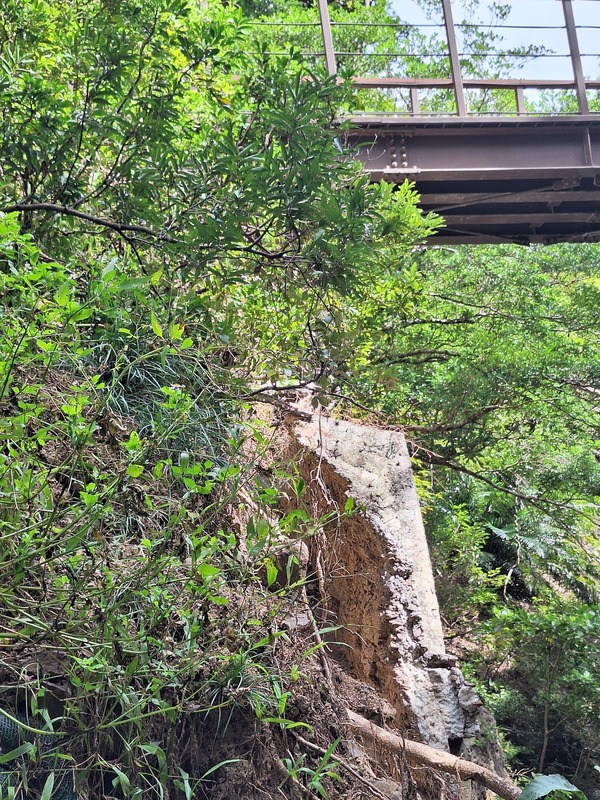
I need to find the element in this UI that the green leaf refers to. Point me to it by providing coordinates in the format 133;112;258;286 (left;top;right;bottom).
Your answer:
0;742;35;764
127;464;144;477
138;743;166;767
197;564;220;578
111;765;131;791
150;311;163;339
54;282;71;307
261;717;311;729
200;759;242;780
255;519;270;537
177;768;193;800
169;322;185;341
520;775;586;800
209;595;228;605
39;772;55;800
265;559;278;588
119;277;149;291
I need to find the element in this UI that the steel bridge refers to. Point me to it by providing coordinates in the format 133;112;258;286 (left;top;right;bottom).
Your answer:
289;1;600;244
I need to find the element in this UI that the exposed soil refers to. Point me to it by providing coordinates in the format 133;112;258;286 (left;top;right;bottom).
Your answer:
0;373;510;800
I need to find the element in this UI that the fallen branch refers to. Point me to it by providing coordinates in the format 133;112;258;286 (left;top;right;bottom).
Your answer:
346;709;521;800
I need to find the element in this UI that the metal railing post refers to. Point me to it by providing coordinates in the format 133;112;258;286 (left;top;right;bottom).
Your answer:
562;0;589;114
317;0;337;76
441;0;467;117
410;86;421;116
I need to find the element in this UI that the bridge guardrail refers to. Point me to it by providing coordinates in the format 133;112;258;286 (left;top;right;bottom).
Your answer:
318;0;599;119
249;0;600;120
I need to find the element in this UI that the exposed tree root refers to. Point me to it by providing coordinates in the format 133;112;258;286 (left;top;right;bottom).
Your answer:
345;709;521;800
291;732;391;800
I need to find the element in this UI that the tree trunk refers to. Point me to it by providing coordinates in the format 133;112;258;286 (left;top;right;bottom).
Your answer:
346;709;521;800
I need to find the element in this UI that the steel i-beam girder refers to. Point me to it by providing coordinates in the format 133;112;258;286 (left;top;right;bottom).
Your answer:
347;118;600;245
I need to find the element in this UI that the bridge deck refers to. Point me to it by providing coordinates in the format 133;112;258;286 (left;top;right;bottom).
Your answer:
313;0;600;244
347;116;600;244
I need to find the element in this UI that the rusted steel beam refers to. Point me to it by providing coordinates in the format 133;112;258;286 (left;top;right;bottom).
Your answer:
350;77;594;90
441;212;600;225
562;0;589;114
352;77;455;89
410;86;420;116
441;0;466;116
347;117;600;245
431;231;600;245
347;114;600;128
350;123;600;174
317;0;337;76
370;167;600;183
418;190;600;206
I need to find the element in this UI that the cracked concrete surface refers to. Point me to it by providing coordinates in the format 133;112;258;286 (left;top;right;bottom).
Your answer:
294;413;483;752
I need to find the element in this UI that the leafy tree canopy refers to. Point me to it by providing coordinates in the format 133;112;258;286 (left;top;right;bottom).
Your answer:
0;0;599;794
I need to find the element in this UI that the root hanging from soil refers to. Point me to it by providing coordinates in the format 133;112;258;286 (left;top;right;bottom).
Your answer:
346;710;521;800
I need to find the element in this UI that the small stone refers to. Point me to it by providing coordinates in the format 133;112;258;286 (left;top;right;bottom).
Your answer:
373;778;404;800
281;611;311;631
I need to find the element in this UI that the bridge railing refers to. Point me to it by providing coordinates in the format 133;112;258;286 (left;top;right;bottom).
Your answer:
348;76;600;119
310;0;599;119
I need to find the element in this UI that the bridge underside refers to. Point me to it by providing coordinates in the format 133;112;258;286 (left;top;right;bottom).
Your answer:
348;117;600;245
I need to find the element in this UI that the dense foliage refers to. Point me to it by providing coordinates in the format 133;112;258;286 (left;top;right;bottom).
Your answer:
0;1;438;796
0;0;598;796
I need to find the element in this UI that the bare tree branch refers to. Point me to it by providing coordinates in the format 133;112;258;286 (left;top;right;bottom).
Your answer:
403;404;502;433
373;348;459;366
346;709;521;800
414;444;600;534
239;364;327;399
0;202;177;242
